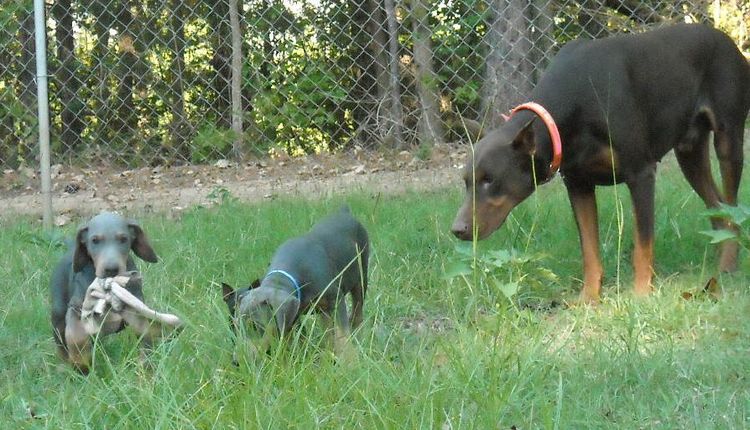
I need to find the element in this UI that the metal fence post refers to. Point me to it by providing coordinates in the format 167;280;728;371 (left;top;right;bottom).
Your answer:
34;0;53;229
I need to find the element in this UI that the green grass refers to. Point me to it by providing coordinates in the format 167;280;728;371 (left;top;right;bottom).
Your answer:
1;163;749;428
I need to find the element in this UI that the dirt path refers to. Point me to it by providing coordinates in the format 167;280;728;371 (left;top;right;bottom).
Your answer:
1;144;466;221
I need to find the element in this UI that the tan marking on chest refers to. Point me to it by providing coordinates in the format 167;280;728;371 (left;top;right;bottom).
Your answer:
588;146;618;175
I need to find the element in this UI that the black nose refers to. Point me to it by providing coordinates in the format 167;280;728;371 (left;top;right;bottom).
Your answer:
451;220;470;239
103;267;120;277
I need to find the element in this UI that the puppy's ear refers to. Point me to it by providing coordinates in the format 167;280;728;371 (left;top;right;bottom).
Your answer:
72;225;91;272
221;282;235;302
128;221;158;263
273;295;300;335
511;117;536;155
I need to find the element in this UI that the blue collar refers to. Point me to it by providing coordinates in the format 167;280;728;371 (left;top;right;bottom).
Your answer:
263;270;302;301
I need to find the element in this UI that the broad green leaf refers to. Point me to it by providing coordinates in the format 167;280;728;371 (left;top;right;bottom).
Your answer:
487;249;512;265
705;203;750;225
495;279;519;299
699;229;737;244
453;242;475;257
443;261;472;279
535;267;559;281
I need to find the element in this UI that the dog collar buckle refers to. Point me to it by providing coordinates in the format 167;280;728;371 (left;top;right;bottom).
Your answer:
263;270;302;301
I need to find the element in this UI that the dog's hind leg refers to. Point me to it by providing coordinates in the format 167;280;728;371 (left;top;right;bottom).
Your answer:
713;127;744;271
325;301;355;362
675;123;740;272
350;243;369;329
350;283;364;329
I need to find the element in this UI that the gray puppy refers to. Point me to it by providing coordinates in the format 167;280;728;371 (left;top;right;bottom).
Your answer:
222;206;369;361
50;212;158;373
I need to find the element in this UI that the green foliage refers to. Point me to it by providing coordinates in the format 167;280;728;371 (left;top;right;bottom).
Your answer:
0;85;36;168
453;80;481;107
0;0;27;44
701;203;750;249
444;242;559;306
3;0;746;164
253;61;351;155
415;142;432;160
432;0;489;118
191;126;235;164
206;186;238;206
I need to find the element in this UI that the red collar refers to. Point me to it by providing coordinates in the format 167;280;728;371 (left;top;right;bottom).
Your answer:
502;102;562;179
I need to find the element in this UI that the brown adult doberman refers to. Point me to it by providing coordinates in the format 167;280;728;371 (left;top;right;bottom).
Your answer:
452;24;750;304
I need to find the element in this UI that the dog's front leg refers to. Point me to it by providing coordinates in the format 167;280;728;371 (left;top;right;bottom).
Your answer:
64;308;93;374
567;184;604;304
321;303;355;362
333;300;356;362
121;310;166;366
628;168;656;296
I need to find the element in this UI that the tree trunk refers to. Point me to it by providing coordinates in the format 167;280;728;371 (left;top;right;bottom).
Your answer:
89;0;114;146
17;6;36;121
481;0;536;129
384;0;404;147
410;0;444;146
229;0;244;160
208;0;232;129
52;0;85;153
168;0;189;161
530;0;553;84
111;0;139;145
351;0;389;146
14;5;36;164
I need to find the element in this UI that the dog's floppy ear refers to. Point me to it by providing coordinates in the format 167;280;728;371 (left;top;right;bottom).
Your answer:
221;282;235;302
273;295;300;335
128;221;158;263
511;117;536;155
72;225;91;272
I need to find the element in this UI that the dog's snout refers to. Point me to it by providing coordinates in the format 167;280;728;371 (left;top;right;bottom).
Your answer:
102;266;120;277
451;219;471;240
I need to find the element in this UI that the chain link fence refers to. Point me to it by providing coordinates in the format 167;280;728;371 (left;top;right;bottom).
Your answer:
0;0;748;170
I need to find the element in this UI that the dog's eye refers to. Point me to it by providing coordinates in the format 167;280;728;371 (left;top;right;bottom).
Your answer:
91;237;101;245
117;235;128;244
479;176;493;186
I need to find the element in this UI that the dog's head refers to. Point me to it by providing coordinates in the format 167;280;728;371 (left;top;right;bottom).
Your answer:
73;212;158;277
452;115;548;240
221;279;260;321
221;279;298;358
238;284;300;337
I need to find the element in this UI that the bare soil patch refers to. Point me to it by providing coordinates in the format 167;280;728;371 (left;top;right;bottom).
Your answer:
1;144;468;223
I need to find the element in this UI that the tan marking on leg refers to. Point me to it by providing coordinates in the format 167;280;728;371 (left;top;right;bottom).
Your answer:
569;190;603;304
65;308;92;374
632;235;654;296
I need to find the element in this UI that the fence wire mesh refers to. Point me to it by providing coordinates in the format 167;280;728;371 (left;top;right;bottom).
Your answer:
0;0;748;169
